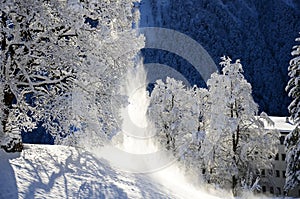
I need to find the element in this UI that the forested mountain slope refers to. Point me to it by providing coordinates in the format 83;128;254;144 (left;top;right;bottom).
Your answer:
140;0;300;116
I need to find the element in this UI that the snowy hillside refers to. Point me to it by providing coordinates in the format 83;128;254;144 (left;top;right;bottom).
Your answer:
0;144;226;199
0;144;172;199
139;0;300;116
0;144;293;199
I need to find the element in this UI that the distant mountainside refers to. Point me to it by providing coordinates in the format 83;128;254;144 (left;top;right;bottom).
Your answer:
139;0;300;116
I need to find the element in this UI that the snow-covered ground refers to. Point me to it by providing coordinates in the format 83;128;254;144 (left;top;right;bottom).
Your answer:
0;144;221;199
0;144;175;199
0;144;291;199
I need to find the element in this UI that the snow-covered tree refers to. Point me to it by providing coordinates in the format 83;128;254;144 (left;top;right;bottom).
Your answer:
178;85;209;171
148;77;208;168
284;126;300;192
284;34;300;192
0;0;76;152
51;0;144;149
148;78;188;152
0;0;144;152
201;57;279;195
286;35;300;124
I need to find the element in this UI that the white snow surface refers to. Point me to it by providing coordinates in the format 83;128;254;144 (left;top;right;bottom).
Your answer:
0;144;168;198
0;144;293;199
0;144;218;199
266;116;296;132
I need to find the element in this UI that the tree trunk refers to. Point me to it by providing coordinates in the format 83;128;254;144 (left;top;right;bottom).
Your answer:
231;100;240;196
232;127;238;196
0;87;23;152
232;175;237;196
232;130;238;195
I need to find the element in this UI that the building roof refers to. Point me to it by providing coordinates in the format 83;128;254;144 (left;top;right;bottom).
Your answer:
265;116;296;132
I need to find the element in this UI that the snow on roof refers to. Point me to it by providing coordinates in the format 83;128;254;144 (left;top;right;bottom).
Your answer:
265;116;296;132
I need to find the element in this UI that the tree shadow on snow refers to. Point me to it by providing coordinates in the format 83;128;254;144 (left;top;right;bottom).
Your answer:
0;149;20;199
73;149;173;198
72;150;130;199
18;146;128;199
10;145;173;198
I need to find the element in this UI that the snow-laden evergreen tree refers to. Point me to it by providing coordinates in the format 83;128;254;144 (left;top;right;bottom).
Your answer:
201;57;279;195
148;77;208;169
0;0;144;152
284;34;300;192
